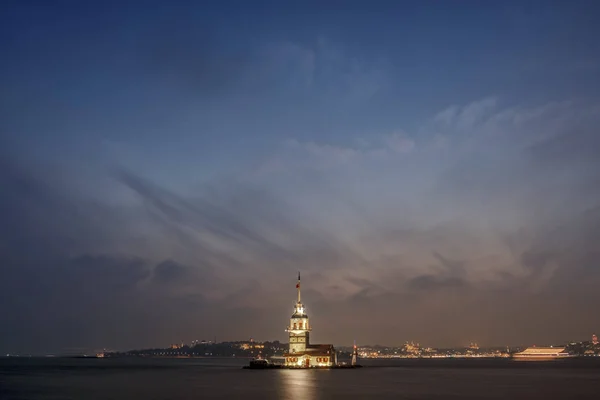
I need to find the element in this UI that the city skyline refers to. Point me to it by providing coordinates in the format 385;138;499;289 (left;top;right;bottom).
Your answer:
2;1;600;354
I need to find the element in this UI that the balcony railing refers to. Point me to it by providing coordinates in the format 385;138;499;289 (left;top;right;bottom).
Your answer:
285;327;312;332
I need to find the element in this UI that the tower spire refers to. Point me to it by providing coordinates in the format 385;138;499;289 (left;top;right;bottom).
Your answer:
296;271;301;303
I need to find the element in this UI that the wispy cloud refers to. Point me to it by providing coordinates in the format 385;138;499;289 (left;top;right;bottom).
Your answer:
2;94;600;351
433;97;497;130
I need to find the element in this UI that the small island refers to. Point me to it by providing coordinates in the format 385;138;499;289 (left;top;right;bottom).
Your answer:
244;273;362;369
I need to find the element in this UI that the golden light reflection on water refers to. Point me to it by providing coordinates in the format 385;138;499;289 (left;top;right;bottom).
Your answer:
278;369;317;400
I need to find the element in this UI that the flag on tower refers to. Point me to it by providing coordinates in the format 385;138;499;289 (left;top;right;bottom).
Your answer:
296;282;300;289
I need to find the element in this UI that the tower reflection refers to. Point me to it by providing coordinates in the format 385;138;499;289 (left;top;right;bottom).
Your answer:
277;369;317;400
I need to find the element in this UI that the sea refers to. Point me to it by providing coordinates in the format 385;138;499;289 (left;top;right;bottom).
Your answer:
1;357;600;399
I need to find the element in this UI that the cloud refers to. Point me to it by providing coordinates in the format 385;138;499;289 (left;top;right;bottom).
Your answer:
264;96;599;180
3;0;600;354
153;259;195;284
433;97;497;130
406;274;468;291
262;132;417;174
382;132;416;154
2;93;600;351
249;97;600;345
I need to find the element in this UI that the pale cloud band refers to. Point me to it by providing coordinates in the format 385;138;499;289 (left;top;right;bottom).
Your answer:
2;95;599;352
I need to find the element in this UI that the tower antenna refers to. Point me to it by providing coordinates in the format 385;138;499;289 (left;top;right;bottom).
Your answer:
296;271;301;303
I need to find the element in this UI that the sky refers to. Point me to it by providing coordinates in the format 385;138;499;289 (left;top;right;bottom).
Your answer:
1;0;600;354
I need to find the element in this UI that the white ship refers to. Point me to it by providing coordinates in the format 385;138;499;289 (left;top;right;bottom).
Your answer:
512;347;574;360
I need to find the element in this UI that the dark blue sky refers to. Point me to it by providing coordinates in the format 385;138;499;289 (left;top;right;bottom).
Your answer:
1;1;600;354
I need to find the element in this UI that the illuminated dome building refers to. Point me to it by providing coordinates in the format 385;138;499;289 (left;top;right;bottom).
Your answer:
284;273;336;367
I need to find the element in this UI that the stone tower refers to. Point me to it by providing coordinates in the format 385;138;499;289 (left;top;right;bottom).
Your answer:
286;272;311;354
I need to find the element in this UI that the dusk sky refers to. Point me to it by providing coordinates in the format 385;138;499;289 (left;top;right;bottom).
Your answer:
2;0;600;354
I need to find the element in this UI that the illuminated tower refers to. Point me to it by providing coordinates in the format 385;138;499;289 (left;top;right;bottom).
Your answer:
286;272;311;354
351;341;358;366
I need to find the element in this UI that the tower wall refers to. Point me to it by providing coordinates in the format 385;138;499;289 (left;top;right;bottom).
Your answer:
288;316;310;353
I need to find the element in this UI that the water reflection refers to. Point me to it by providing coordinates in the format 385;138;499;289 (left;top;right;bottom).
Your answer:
277;369;317;400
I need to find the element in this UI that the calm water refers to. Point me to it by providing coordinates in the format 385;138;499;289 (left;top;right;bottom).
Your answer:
1;357;600;399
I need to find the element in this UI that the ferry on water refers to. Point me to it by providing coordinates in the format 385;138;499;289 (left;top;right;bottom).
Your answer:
512;347;575;360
